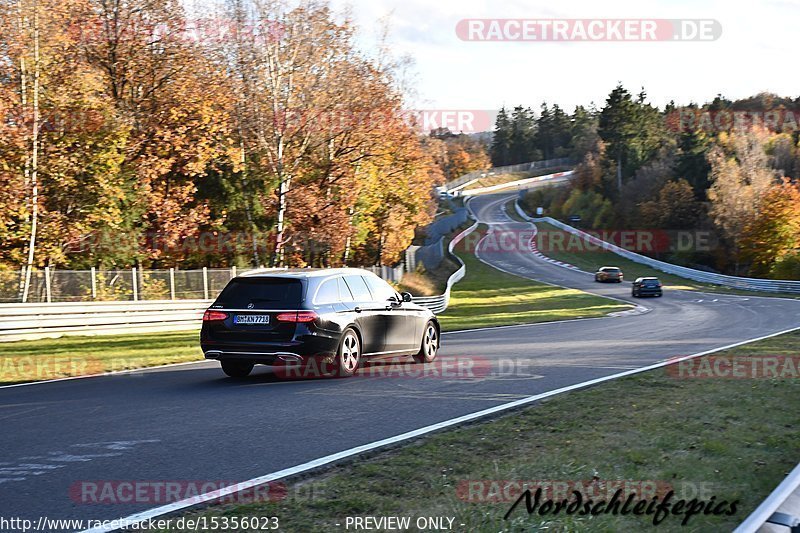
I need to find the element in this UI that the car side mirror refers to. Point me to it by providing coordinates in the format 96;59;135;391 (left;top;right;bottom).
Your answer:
401;292;412;303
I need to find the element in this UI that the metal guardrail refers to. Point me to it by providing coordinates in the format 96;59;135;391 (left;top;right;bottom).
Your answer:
460;170;575;196
411;221;479;314
734;462;800;532
0;300;211;341
441;157;574;192
424;208;469;245
406;237;445;272
514;203;800;294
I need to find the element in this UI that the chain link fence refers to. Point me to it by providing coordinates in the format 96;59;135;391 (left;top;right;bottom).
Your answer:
1;265;412;304
0;267;241;304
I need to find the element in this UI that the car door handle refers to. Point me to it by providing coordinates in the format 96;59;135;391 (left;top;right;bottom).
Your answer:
354;306;362;313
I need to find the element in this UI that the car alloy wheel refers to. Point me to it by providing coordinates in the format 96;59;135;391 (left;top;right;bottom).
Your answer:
414;321;439;363
336;329;360;377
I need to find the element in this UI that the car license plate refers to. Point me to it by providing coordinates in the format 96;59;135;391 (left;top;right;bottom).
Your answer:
233;314;270;325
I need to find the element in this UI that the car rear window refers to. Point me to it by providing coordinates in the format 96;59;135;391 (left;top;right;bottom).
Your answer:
643;279;660;286
314;279;339;305
215;278;303;309
604;268;620;272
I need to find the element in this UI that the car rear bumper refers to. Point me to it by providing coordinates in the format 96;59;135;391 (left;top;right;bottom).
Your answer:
203;350;303;364
201;335;340;363
636;289;662;296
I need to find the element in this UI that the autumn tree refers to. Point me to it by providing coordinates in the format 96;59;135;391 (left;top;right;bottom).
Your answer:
437;134;489;180
638;179;703;230
80;0;233;267
742;179;800;279
707;128;777;273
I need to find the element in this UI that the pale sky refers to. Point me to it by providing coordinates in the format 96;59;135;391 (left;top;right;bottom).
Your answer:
330;0;800;114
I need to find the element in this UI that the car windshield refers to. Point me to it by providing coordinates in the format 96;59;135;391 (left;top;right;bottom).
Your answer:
215;278;303;309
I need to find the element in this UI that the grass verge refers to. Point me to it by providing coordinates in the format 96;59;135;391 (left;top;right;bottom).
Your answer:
439;243;631;331
0;331;201;384
165;329;800;533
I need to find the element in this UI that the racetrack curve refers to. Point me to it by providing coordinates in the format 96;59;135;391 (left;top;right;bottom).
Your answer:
2;192;800;527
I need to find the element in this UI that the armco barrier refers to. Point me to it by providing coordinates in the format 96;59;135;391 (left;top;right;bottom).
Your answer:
734;461;800;533
460;170;574;196
0;300;211;341
514;201;800;295
442;157;573;192
410;221;479;314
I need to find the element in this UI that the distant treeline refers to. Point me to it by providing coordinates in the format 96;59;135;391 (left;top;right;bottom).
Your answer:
510;86;800;279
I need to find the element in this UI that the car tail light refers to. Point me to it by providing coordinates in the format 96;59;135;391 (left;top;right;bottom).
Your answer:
276;311;318;323
203;310;228;322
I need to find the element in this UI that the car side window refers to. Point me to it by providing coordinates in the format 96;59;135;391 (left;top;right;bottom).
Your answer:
364;275;398;302
315;279;339;305
344;275;372;302
337;277;354;302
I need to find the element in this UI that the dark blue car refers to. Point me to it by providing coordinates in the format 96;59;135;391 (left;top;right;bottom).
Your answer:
632;277;663;298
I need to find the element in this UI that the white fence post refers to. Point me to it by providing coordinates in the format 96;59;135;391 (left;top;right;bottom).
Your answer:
90;267;97;300
44;266;52;303
203;267;209;300
132;267;138;301
231;266;237;279
19;265;25;303
169;268;176;300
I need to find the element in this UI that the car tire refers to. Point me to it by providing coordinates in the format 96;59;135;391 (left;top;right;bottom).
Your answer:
632;290;638;297
413;321;439;364
221;360;254;378
333;328;361;377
